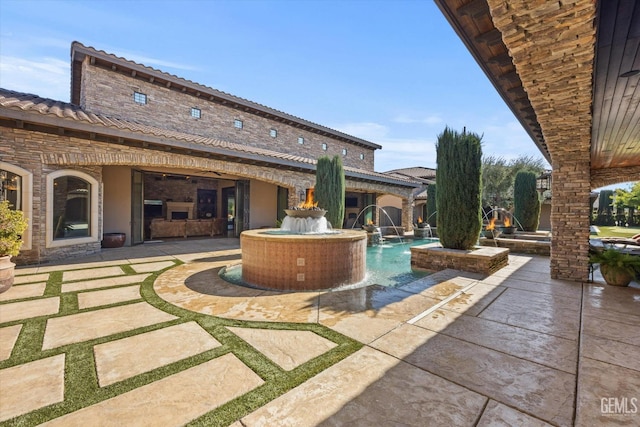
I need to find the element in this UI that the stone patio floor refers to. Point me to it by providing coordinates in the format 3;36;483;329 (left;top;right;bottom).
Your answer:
1;237;638;426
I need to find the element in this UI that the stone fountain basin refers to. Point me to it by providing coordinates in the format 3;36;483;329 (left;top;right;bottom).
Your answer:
284;209;327;218
240;229;366;291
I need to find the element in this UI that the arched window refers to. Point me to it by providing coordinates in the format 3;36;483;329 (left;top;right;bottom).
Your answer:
46;170;99;248
0;162;33;250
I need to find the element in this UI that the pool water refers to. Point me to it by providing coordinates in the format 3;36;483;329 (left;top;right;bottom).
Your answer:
363;238;435;287
221;238;436;290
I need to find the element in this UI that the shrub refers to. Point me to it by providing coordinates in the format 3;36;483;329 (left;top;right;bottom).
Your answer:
513;171;540;231
314;155;345;229
436;127;483;249
0;200;29;257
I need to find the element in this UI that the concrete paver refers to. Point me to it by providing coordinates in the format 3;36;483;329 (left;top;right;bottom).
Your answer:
227;327;337;371
42;353;263;426
62;266;125;282
0;324;22;361
0;282;46;301
77;285;141;309
0;297;60;323
129;260;175;273
13;273;49;284
94;321;221;386
0;354;65;422
61;273;151;293
42;302;177;350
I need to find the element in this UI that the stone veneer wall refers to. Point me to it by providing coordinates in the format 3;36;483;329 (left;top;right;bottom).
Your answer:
487;0;596;281
1;128;103;264
591;167;640;190
80;60;375;170
2;126;414;264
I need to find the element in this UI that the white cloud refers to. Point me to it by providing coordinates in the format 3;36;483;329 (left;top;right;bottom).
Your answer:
0;56;69;101
392;114;443;125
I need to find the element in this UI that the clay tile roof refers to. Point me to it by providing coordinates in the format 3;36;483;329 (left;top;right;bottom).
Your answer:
0;88;419;187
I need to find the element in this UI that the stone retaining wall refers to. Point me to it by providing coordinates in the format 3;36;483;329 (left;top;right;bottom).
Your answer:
411;243;509;275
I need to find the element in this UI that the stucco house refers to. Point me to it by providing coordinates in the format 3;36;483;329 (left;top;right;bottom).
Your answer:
0;42;422;265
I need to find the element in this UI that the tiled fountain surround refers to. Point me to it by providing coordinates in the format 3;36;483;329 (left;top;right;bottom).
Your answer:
240;229;367;291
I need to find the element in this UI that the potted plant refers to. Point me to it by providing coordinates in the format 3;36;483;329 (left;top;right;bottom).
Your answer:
589;247;640;287
0;200;29;293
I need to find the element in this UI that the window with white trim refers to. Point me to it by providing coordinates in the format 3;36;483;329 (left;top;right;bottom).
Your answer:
46;170;99;248
298;137;304;145
359;153;365;160
191;107;201;119
234;119;243;129
322;143;327;151
342;148;347;156
270;129;277;138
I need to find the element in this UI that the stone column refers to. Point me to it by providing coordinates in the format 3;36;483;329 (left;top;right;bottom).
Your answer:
402;195;414;232
550;154;591;281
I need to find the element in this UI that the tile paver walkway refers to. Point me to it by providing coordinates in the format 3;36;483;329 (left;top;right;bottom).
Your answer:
0;354;65;422
0;324;22;361
94;321;222;386
42;302;177;350
0;282;46;301
1;238;638;426
77;284;141;309
41;353;264;427
227;327;337;371
62;266;125;282
0;297;60;323
61;273;151;292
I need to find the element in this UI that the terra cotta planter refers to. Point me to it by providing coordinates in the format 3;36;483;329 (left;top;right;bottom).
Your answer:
0;255;16;294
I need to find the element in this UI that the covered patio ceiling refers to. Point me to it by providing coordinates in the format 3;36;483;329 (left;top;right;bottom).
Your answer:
435;0;640;184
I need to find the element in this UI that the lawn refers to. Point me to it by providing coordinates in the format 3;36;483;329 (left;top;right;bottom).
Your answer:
592;226;640;238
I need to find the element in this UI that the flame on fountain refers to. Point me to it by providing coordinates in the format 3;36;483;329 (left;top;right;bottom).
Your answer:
503;216;512;227
486;217;497;230
367;219;375;225
298;188;318;209
417;216;423;224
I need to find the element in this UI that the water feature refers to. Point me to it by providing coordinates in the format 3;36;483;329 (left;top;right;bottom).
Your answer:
280;210;333;234
222;237;437;290
351;204;405;244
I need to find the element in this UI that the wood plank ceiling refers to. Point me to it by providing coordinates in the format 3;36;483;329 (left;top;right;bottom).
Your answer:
435;0;640;173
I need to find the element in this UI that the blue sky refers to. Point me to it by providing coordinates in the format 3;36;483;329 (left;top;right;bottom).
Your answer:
0;0;559;175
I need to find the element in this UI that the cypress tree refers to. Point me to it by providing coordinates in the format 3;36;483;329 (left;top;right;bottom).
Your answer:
426;184;437;227
513;171;540;231
435;127;483;250
314;155;345;229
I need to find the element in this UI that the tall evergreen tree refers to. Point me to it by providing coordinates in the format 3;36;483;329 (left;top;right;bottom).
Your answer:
513;171;540;231
436;127;483;250
426;184;437;227
314;155;345;229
